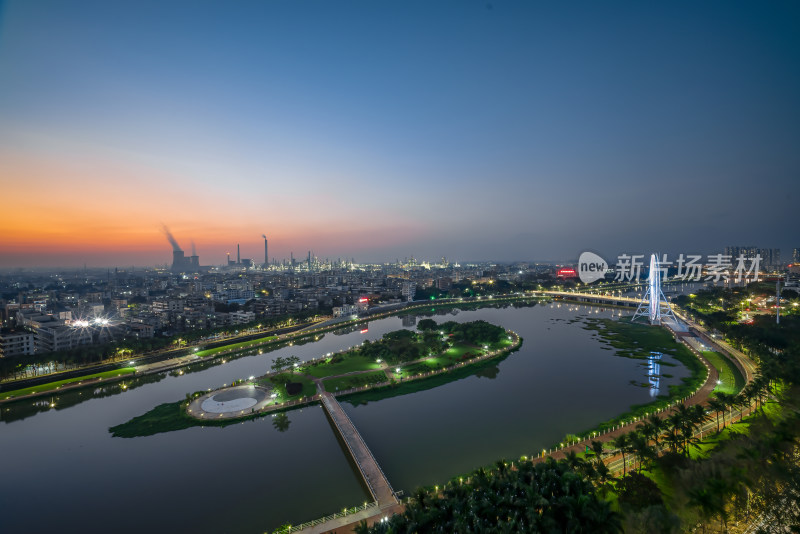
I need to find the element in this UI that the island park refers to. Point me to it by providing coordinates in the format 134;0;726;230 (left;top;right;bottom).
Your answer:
185;319;521;421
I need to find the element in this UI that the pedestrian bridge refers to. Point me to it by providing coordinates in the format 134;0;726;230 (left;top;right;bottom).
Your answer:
540;290;642;307
319;392;398;507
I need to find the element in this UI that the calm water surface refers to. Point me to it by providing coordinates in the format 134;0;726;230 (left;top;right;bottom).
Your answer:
0;302;688;532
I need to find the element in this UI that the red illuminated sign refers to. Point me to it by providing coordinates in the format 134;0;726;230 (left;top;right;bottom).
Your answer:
557;268;578;278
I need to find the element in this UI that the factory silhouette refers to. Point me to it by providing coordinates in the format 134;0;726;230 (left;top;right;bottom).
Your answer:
163;226;268;272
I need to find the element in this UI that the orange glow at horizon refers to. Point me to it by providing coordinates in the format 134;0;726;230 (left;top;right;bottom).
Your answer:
1;148;426;267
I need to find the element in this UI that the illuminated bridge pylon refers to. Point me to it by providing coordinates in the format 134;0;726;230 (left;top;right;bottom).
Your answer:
632;253;676;325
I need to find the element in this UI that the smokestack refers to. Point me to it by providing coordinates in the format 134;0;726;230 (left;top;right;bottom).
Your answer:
262;234;268;267
161;225;182;252
191;241;196;256
172;250;185;272
237;244;240;264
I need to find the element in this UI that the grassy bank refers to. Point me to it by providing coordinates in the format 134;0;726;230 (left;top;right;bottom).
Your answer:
339;348;518;407
194;335;278;357
3;367;136;400
322;371;387;392
305;354;383;378
702;351;745;396
109;394;311;438
571;319;707;439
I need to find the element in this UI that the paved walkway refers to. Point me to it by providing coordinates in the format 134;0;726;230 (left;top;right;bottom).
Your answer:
529;345;720;464
295;502;405;534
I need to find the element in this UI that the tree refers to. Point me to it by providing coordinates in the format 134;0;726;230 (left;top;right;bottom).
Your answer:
270;356;287;374
417;319;438;331
716;392;734;429
564;450;585;472
589;440;605;463
358;457;620;533
285;355;301;373
645;413;666;453
664;413;683;455
687;482;727;534
594;461;614;497
707;397;726;433
613;433;632;477
629;432;655;473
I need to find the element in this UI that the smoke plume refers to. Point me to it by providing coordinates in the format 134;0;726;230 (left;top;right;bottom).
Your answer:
191;241;197;256
161;225;182;252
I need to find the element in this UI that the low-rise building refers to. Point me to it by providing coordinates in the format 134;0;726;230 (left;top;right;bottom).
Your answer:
0;329;35;357
229;311;256;325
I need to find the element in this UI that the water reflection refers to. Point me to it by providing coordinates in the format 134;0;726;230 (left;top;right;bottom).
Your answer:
333;323;362;335
475;365;500;380
0;372;168;423
272;412;291;432
648;351;662;397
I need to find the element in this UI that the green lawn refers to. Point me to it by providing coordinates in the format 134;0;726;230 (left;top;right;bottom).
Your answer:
3;367;136;399
303;354;383;378
702;351;745;396
194;335;278;357
323;371;388;392
439;344;478;365
586;319;685;359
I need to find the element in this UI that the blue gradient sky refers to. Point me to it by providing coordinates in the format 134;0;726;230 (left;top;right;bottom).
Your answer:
1;1;798;267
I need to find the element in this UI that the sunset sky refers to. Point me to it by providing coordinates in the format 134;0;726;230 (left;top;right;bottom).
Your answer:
1;1;798;268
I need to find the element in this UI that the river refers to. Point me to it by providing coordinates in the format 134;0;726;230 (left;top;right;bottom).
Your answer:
0;301;689;533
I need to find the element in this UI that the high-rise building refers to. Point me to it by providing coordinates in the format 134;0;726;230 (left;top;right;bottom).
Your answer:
793;248;800;264
402;282;416;302
724;246;781;270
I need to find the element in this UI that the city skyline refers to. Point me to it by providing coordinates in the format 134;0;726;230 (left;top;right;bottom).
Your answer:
1;1;799;268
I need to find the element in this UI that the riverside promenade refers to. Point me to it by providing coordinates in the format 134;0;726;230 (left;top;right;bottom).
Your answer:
528;311;757;473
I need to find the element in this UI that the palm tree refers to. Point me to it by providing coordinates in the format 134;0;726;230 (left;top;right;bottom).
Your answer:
589;440;605;463
563;450;585;472
665;412;684;454
645;413;666;451
637;420;656;446
752;375;769;412
738;387;753;419
612;433;631;476
674;404;698;456
707;397;726;433
691;404;707;426
629;432;655;473
594;461;614;497
715;392;731;428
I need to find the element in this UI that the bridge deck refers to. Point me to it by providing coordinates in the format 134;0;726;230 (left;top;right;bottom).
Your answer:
320;392;397;507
